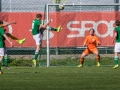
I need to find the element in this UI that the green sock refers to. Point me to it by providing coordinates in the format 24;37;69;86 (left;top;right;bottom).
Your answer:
4;54;8;67
34;52;39;60
50;27;57;31
114;56;118;65
0;59;2;70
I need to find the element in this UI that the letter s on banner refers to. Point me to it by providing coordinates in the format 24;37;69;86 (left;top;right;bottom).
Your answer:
67;21;81;38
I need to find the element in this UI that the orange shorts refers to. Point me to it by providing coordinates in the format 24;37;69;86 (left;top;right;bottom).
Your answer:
83;48;98;55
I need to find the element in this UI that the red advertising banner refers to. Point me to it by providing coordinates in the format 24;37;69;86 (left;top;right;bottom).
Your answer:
0;12;120;47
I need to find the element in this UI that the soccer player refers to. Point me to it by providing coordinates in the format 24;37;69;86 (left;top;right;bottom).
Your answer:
0;20;13;74
1;21;26;69
1;21;26;45
32;14;61;67
78;28;100;67
112;20;120;69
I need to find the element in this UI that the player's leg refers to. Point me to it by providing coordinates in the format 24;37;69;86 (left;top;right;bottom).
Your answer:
96;54;100;67
4;54;10;69
0;57;3;74
50;25;61;32
113;52;119;69
78;54;85;67
92;48;100;67
32;45;40;67
40;25;61;32
4;48;9;69
113;43;119;69
0;48;4;74
32;34;41;67
6;33;26;44
78;49;89;67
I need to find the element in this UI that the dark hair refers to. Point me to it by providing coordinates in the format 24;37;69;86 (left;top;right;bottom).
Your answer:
115;20;120;26
89;28;95;33
36;14;42;18
0;20;3;24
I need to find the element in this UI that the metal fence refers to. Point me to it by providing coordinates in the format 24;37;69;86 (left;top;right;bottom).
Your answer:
1;0;119;12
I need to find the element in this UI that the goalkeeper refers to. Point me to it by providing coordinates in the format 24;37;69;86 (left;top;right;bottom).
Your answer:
78;28;100;67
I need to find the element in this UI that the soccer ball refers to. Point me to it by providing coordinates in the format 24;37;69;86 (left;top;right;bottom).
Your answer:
59;4;64;10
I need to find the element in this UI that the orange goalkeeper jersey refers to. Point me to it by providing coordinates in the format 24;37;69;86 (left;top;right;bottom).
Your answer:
83;35;100;49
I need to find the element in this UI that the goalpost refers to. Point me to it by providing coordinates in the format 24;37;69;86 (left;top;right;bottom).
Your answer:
46;3;120;67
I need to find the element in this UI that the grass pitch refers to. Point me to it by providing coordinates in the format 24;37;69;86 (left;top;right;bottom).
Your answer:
0;66;120;90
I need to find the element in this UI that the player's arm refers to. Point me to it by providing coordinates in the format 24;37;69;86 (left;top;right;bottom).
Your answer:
39;20;51;29
2;21;16;27
3;34;13;47
96;36;100;46
112;30;117;43
83;37;88;47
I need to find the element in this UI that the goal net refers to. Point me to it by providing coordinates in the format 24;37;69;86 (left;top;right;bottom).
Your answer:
44;3;120;67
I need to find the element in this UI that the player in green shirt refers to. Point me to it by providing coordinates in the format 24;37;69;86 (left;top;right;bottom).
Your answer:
0;20;13;74
112;20;120;69
32;14;61;67
1;21;26;69
2;21;26;45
